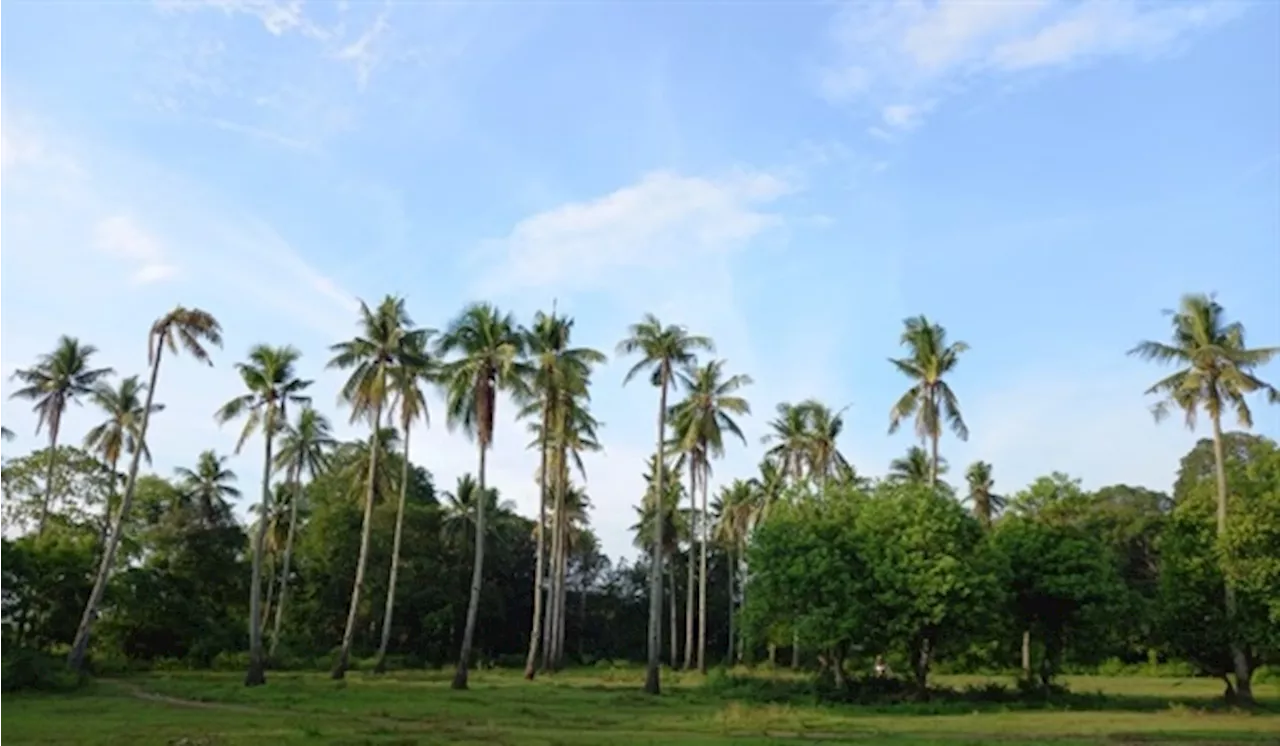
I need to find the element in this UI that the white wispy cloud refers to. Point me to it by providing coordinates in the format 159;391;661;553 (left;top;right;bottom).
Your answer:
155;0;329;40
819;0;1242;134
335;4;392;90
93;215;179;285
478;169;795;295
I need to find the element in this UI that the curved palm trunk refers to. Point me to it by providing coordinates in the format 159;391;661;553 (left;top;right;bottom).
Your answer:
1212;416;1253;704
269;461;302;660
245;405;277;686
374;424;413;673
644;369;670;695
38;415;63;536
68;343;165;672
333;396;385;680
697;460;709;674
524;404;551;679
452;441;488;690
99;453;121;552
684;460;696;670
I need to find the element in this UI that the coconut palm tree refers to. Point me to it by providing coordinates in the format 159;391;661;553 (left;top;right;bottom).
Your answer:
373;332;436;674
889;445;946;485
327;295;428;680
669;359;751;673
1129;293;1279;703
520;309;605;678
617;314;712;695
436;302;529;690
269;406;335;658
631;455;688;671
84;375;165;544
714;479;756;665
173;450;240;528
214;344;312;686
964;461;1004;529
68;306;222;673
888;315;969;487
761;402;812;484
800;400;851;490
10;336;114;534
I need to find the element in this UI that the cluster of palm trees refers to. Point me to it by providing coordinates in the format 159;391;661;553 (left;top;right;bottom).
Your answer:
7;290;1275;698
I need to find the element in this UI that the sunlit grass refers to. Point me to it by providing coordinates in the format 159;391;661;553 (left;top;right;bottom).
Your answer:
5;668;1278;745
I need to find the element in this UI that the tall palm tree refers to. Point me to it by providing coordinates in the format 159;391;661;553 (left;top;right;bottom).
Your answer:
714;479;756;666
373;332;436;673
436;302;529;690
328;296;427;680
548;399;601;669
520;309;605;679
10;336;114;534
801;399;851;490
68;307;221;673
631;455;688;671
1129;293;1279;704
84;375;165;544
669;359;751;673
269;406;335;658
215;344;312;686
173;450;240;528
888;445;945;485
888;315;969;487
617;314;712;695
964;461;1004;529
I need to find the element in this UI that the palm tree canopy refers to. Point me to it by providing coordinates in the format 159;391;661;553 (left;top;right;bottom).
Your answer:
436;303;530;448
669;359;752;461
964;460;1007;517
1128;293;1280;428
273;406;338;479
328;296;432;425
335;427;402;503
616;313;713;389
388;329;438;431
887;315;970;442
889;445;947;484
214;344;314;452
83;376;165;468
150;306;223;366
173;450;240;526
10;336;115;436
442;473;514;538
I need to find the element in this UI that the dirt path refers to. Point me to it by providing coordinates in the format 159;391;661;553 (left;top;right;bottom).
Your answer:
109;681;270;714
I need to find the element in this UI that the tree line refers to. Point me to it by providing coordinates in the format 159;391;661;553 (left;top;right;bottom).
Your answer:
2;294;1277;701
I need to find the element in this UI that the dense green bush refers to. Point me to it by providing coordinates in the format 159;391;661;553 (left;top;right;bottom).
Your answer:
2;648;83;693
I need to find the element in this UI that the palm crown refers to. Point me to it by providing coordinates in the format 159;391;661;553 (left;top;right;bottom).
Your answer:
84;375;165;469
436;303;530;449
10;335;114;436
173;450;240;526
215;345;314;451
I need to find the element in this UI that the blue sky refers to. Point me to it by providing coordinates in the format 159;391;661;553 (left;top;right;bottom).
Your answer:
4;0;1278;557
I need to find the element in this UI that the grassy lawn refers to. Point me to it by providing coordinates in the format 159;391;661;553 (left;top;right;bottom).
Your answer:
4;669;1278;745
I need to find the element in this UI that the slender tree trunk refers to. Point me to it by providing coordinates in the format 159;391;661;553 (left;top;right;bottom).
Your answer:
38;418;62;536
452;441;488;690
1212;416;1254;704
555;530;568;666
245;405;277;686
737;550;747;665
644;370;670;695
333;396;385;680
374;424;413;673
269;460;302;660
726;546;735;666
263;554;277;634
524;403;551;679
1021;629;1032;680
668;558;678;669
929;428;940;489
98;454;121;552
68;343;165;672
684;459;696;670
698;461;709;674
551;460;568;668
791;629;800;668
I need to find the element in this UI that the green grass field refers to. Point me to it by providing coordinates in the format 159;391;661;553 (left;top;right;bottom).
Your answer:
5;669;1278;745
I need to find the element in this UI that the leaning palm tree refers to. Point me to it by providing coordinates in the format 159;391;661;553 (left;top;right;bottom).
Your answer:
436;302;529;690
617;314;712;695
268;406;335;658
888;445;945;485
68;306;221;673
215;344;312;686
84;375;164;544
520;309;605;679
10;336;114;534
888;315;969;487
1129;293;1279;704
669;359;751;673
373;332;436;674
173;450;241;528
327;296;427;680
963;461;1004;529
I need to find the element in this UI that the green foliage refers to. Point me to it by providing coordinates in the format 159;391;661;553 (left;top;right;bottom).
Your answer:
1;648;82;693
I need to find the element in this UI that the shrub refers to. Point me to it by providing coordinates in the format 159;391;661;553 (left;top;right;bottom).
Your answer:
2;648;83;693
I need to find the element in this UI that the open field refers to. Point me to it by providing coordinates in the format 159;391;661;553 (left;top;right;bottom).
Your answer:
4;670;1278;745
